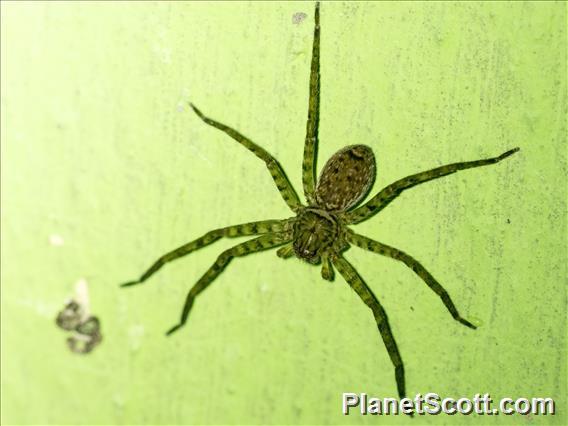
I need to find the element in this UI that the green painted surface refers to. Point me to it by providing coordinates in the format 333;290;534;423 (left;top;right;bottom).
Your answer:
1;1;566;424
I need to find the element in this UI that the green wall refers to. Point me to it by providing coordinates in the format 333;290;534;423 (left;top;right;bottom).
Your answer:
1;1;566;425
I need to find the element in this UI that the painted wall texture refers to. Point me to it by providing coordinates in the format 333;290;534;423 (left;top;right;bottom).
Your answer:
1;1;566;425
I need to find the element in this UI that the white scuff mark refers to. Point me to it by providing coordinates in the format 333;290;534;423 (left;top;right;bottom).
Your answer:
74;278;90;320
259;283;270;293
49;234;65;246
128;325;146;351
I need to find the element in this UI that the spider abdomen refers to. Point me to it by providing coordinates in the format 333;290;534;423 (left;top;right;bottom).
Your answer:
315;145;376;212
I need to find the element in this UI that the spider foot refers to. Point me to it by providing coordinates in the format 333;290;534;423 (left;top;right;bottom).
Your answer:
166;324;183;336
120;280;140;288
188;102;204;119
498;147;520;160
457;317;477;330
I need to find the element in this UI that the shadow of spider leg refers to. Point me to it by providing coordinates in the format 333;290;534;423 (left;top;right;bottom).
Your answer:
121;219;292;288
346;231;476;329
343;148;520;224
189;103;302;213
331;254;406;399
166;231;293;336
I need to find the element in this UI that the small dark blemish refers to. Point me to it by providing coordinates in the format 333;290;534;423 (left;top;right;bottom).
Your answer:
292;12;307;25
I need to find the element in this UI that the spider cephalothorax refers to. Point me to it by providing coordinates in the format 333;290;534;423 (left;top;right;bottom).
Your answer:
292;209;340;264
122;2;519;402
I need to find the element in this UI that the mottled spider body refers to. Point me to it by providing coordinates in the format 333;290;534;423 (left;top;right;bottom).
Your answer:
122;2;519;401
292;144;374;264
315;145;376;212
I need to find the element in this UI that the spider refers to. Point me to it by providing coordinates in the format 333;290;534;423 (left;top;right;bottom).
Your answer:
121;2;519;399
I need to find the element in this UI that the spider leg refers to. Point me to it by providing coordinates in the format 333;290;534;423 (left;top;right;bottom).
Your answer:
190;104;302;212
343;147;520;224
166;231;293;336
346;231;476;329
302;2;320;205
121;219;293;288
332;254;406;399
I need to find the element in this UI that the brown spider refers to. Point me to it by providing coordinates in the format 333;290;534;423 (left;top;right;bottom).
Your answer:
122;2;519;399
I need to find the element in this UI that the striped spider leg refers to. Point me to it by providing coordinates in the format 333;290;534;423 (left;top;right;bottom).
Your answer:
122;219;295;334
